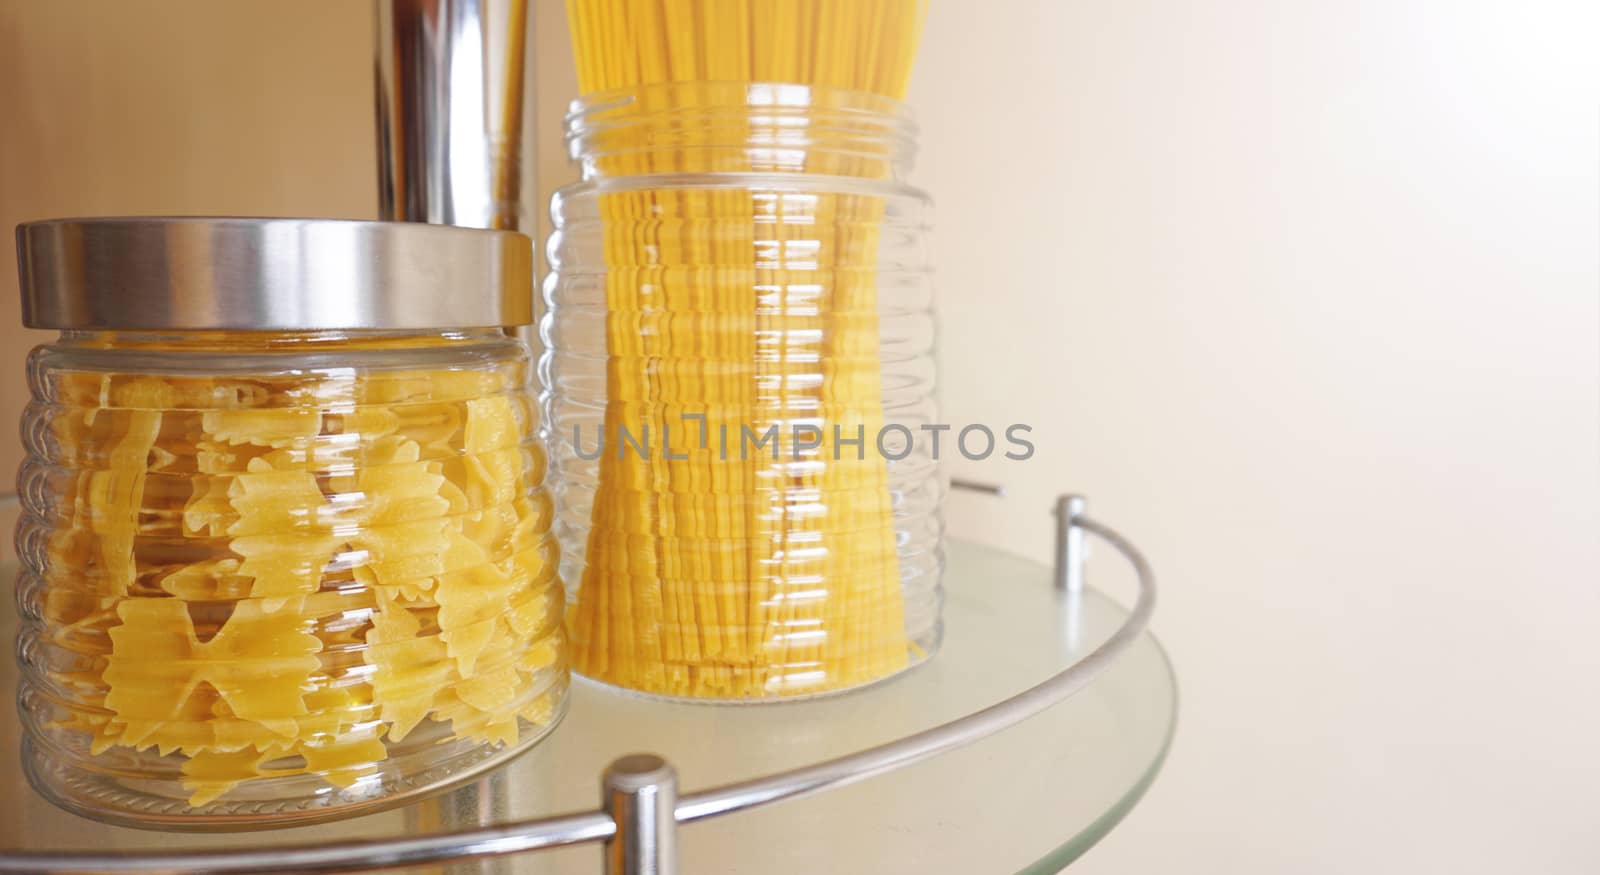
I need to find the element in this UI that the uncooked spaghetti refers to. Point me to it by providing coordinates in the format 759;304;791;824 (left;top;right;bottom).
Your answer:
563;0;929;698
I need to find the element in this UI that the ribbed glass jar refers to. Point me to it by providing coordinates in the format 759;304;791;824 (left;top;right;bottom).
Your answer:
12;220;567;828
541;83;943;701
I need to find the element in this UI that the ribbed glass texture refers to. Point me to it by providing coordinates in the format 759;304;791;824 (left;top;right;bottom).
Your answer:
541;84;944;701
14;329;568;828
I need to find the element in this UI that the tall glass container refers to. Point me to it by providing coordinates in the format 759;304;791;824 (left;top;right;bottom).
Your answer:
13;218;568;828
542;84;943;701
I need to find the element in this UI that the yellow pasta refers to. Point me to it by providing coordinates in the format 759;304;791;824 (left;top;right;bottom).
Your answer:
561;0;927;697
228;459;343;601
103;597;323;747
33;351;566;807
202;408;323;448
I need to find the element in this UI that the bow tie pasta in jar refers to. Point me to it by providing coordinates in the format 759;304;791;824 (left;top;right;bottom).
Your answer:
12;218;568;828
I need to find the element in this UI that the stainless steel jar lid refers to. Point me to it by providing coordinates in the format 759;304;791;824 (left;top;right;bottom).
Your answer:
15;217;534;331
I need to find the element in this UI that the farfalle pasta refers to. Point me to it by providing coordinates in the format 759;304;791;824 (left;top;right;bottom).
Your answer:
16;332;567;824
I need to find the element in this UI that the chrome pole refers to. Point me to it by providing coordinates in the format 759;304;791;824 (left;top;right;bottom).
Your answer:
949;478;1007;497
603;755;679;875
374;0;530;230
1054;494;1086;594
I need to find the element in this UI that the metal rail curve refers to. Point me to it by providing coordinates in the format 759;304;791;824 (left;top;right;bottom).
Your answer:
0;514;1155;875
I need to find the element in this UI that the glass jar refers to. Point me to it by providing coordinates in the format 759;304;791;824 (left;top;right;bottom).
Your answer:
541;83;943;701
13;218;568;828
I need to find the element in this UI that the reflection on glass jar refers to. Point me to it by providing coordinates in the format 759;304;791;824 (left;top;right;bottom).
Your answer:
13;219;568;828
542;83;945;701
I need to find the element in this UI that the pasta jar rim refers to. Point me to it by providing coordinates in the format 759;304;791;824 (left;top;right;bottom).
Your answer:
15;217;534;333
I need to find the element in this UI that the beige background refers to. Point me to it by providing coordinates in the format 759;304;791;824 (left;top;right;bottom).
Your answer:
2;1;1598;872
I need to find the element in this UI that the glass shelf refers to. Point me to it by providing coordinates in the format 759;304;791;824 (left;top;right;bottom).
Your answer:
0;539;1176;873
